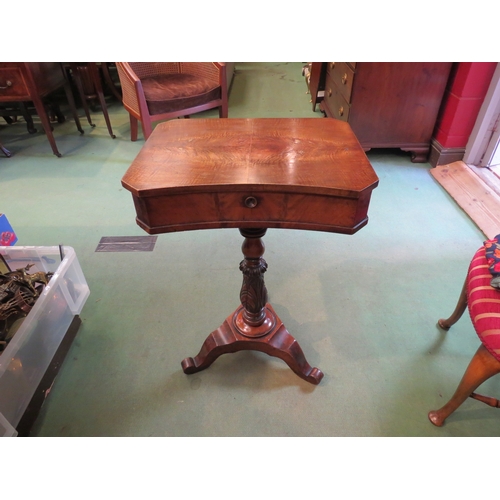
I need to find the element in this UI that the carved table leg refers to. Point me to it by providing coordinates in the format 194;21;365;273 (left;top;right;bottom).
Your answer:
181;228;324;385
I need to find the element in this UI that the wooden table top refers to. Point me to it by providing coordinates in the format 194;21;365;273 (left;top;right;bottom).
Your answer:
121;118;379;234
122;118;379;198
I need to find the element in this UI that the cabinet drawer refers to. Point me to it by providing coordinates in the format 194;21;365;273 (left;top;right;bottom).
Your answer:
326;62;355;103
323;85;350;122
0;67;30;100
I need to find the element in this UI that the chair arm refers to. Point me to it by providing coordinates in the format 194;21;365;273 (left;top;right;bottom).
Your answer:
116;62;144;117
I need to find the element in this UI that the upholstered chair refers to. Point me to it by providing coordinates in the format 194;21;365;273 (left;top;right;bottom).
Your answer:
116;62;228;141
429;244;500;426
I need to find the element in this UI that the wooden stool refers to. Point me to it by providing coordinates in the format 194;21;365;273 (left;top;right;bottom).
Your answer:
429;246;500;426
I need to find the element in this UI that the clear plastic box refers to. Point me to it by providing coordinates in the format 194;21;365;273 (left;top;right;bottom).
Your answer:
0;246;90;437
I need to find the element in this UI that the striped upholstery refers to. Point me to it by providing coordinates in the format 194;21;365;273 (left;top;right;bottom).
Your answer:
467;246;500;362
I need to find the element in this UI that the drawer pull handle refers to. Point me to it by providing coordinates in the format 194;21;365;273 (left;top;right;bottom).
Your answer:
328;88;332;97
329;62;335;69
0;80;12;90
338;106;344;117
341;73;348;85
244;196;258;208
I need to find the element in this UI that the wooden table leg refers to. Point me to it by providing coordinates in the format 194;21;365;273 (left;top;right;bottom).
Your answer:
181;228;324;385
30;92;62;157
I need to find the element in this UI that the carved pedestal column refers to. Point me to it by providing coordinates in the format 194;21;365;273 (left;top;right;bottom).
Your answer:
181;229;324;385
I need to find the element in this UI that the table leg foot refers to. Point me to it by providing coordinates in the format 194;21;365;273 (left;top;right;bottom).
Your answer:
181;304;324;385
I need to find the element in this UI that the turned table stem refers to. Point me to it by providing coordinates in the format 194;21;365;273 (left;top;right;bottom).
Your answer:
239;228;268;326
180;228;324;385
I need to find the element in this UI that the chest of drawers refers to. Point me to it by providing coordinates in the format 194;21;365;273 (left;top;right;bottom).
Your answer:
320;62;453;162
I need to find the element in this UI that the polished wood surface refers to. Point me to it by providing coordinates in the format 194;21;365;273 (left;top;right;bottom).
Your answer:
122;118;378;384
320;62;453;162
122;118;379;234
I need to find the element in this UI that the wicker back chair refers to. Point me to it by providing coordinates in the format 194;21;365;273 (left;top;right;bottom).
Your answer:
116;62;228;141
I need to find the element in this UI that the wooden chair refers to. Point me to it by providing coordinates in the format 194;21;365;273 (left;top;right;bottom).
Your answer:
428;245;500;426
116;62;228;141
68;63;116;138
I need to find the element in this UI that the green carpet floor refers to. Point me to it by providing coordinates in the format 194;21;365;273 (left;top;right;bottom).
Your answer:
1;63;498;437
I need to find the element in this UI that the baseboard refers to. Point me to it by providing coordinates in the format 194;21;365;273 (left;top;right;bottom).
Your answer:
429;139;465;167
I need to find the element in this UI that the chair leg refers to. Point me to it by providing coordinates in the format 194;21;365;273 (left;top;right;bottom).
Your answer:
88;63;116;138
130;114;138;141
438;277;468;330
428;344;500;426
141;119;153;141
19;102;37;134
62;80;84;135
219;101;228;118
71;64;95;127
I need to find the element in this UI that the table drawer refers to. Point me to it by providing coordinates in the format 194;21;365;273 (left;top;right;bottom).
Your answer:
323;85;350;122
326;62;355;103
132;190;368;234
0;67;30;100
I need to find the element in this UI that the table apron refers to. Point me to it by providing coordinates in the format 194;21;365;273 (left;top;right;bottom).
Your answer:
131;190;374;234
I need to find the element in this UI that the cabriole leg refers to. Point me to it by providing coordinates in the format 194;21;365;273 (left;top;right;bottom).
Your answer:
428;344;500;426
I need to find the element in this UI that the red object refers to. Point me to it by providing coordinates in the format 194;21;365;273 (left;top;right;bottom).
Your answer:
0;231;16;246
467;247;500;361
0;214;17;246
428;246;500;426
433;63;497;149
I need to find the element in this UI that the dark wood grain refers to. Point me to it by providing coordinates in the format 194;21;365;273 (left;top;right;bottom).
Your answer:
122;118;378;384
321;62;453;162
122;118;379;234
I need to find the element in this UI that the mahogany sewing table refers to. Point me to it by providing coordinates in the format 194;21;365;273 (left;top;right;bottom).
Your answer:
121;118;379;384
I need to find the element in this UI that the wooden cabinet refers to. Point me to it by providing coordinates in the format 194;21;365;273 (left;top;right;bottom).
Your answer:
320;62;453;162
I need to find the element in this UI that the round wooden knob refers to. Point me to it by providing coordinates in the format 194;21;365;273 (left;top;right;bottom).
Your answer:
338;106;344;117
341;74;348;85
244;196;258;208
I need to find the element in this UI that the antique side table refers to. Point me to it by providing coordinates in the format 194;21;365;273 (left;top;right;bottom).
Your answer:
121;118;379;384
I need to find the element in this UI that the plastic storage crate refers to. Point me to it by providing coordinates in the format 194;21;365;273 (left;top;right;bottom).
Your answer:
0;246;90;437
